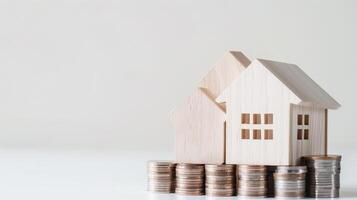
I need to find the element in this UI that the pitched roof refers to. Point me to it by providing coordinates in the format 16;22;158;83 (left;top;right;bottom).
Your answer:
257;59;340;109
198;51;250;100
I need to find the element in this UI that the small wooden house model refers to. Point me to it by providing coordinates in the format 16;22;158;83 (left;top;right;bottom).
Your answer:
171;52;251;164
171;52;340;166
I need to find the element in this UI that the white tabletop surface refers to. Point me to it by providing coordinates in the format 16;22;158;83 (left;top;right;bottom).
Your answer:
0;147;356;200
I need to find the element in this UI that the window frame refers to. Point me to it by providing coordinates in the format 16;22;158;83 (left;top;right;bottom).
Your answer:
297;114;310;141
240;112;274;141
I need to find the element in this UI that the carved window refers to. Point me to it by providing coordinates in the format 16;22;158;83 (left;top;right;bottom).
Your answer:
297;129;303;140
264;113;273;124
241;129;250;139
304;129;309;140
253;114;261;124
264;129;273;140
304;115;309;125
297;114;303;125
241;113;250;124
297;114;310;140
253;129;261;140
241;113;274;140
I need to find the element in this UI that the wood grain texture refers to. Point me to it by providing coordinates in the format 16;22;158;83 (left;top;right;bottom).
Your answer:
198;51;250;110
217;59;335;165
290;104;326;165
171;88;226;164
257;59;340;109
217;60;300;165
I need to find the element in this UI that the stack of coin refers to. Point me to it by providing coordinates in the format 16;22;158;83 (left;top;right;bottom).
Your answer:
205;164;236;196
267;166;276;197
147;161;176;193
237;165;267;197
303;155;341;198
175;163;205;196
274;166;307;198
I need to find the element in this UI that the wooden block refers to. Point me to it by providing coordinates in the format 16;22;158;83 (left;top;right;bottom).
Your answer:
171;88;226;164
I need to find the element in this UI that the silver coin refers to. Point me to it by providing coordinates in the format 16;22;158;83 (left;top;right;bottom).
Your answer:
276;166;307;174
303;155;341;198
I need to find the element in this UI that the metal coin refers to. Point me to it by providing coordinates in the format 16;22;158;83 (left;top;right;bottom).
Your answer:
147;160;175;194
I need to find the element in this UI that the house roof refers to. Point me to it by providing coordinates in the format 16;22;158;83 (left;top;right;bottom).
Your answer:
198;51;250;100
257;59;340;109
198;51;250;112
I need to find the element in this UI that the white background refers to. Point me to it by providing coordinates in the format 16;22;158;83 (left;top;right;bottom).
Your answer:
0;0;356;199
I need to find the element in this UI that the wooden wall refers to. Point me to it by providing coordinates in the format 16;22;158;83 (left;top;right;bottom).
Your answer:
223;61;300;165
289;104;326;164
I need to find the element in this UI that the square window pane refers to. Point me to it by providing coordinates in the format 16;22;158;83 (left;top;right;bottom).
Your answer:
241;113;250;124
304;129;309;140
304;115;309;125
253;114;261;124
297;115;303;125
241;129;250;139
253;129;261;139
297;129;303;140
264;113;273;124
264;129;273;140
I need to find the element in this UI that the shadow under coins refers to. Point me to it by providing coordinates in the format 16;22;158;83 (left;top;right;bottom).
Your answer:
340;188;357;198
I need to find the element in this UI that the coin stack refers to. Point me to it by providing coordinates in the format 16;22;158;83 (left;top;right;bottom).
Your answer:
237;165;268;197
147;161;176;193
205;164;236;196
175;163;205;196
274;166;307;198
303;155;341;198
267;166;276;197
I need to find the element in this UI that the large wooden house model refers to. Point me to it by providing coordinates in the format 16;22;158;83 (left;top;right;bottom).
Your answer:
171;51;340;166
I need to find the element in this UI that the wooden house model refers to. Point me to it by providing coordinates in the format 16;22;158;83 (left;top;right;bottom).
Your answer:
217;59;340;165
171;52;340;166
